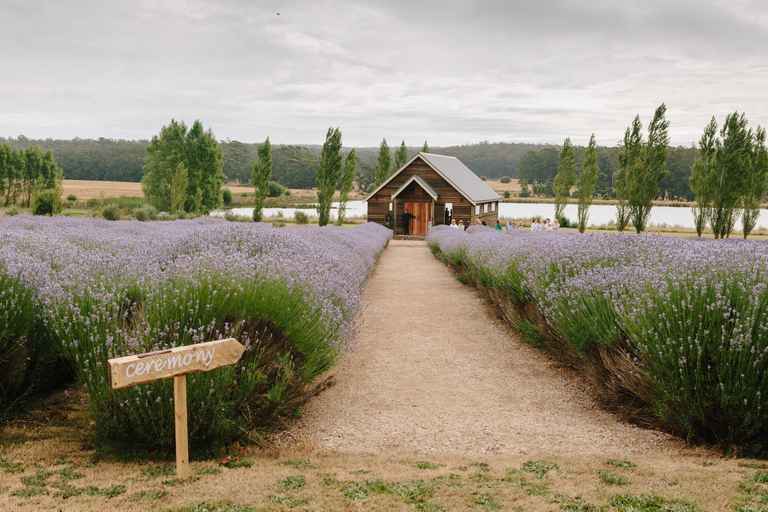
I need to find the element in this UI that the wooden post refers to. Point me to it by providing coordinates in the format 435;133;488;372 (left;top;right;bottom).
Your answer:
107;338;245;479
174;375;190;479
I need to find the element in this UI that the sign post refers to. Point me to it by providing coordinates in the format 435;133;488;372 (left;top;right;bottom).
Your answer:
108;338;245;478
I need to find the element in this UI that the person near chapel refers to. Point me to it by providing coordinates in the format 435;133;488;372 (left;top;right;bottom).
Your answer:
400;209;414;235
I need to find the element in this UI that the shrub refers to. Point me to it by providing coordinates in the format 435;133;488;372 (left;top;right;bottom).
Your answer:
0;273;67;420
86;198;101;209
134;206;158;222
427;226;768;455
503;191;511;199
66;194;78;207
32;189;63;216
222;188;233;206
5;207;19;216
500;176;511;184
294;211;309;224
268;181;286;198
102;205;121;221
0;218;392;450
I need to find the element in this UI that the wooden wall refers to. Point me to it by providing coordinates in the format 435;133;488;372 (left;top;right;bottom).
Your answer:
367;157;499;232
367;158;474;230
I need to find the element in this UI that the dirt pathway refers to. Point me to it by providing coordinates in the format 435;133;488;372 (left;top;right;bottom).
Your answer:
298;240;677;457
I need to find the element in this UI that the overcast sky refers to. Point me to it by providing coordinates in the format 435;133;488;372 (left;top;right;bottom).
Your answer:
2;0;767;147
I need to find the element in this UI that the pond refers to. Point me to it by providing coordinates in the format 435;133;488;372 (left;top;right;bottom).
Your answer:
212;201;768;230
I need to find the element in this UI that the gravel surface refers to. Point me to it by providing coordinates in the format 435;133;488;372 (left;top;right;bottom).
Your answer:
297;240;678;457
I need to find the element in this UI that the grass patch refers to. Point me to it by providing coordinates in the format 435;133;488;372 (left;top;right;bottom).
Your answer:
173;502;259;512
0;457;25;474
415;461;443;470
598;470;630;486
220;457;254;469
269;494;308;508
472;492;501;510
522;460;558;479
279;475;306;491
131;489;168;500
83;484;127;498
606;459;637;470
142;463;175;479
281;458;317;469
609;494;699;511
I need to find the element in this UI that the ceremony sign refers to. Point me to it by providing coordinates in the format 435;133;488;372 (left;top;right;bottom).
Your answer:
108;338;245;478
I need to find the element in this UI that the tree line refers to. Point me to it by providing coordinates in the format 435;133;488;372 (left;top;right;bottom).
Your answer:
552;104;768;238
0;144;64;214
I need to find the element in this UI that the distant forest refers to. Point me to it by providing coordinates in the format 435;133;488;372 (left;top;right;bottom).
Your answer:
0;136;698;199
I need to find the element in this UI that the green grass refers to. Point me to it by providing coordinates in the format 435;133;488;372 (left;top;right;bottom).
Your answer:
609;494;699;511
278;475;306;491
606;459;637;470
522;460;558;479
598;470;630;486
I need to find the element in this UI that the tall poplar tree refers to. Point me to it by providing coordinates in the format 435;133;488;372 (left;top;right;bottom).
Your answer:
690;117;718;237
394;140;408;170
374;138;391;186
615;116;643;231
743;126;768;238
626;103;669;233
709;113;753;239
170;163;188;213
336;149;357;225
576;134;599;233
421;140;430;153
553;138;576;221
251;137;272;222
316;127;342;226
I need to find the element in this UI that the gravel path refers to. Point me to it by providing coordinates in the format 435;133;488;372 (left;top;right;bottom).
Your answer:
297;240;677;457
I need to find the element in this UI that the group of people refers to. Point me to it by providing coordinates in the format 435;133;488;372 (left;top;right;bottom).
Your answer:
446;217;558;233
529;218;559;232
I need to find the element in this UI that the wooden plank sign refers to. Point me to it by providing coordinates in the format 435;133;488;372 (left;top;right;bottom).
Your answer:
108;338;245;478
108;338;245;389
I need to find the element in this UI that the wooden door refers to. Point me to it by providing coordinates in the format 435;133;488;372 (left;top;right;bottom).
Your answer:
405;202;432;236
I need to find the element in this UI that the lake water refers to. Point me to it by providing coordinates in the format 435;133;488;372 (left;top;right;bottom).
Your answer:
212;201;768;230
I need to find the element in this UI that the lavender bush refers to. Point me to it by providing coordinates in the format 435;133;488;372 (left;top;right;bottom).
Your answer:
0;216;390;450
428;225;768;453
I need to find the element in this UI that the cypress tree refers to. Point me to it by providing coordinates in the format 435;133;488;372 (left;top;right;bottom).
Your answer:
394;140;408;170
336;149;357;226
422;140;430;153
252;137;272;222
316;127;343;226
615;116;643;231
553;138;576;222
374;139;391;186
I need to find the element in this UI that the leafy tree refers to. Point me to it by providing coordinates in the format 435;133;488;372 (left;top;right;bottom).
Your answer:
336;149;357;225
186;120;224;212
690;117;717;237
267;180;286;197
625;103;669;233
0;144;10;202
142;120;188;212
252;137;272;222
422;140;429;153
743;126;768;238
518;148;559;194
394;140;408;170
374;138;391;187
170;163;188;213
553;138;576;220
316;128;342;226
142;119;223;213
32;188;62;216
576;134;599;233
709;113;753;239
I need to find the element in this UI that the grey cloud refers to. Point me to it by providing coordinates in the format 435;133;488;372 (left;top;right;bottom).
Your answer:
0;0;766;146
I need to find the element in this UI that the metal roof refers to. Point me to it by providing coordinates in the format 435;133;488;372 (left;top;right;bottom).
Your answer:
391;175;438;200
419;152;500;203
365;152;500;205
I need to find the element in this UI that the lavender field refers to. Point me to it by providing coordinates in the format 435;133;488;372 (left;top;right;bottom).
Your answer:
428;225;768;453
0;216;391;449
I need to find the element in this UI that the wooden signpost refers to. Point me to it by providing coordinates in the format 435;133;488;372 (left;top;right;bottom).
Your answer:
108;338;245;478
